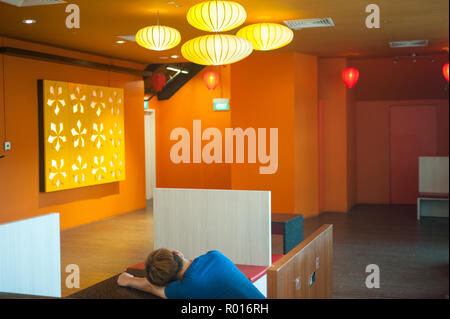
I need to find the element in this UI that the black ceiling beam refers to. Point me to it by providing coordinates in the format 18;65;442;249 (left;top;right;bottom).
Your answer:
0;46;151;77
155;63;205;100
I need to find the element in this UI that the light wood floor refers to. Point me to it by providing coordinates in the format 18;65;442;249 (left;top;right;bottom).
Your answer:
60;202;449;298
60;200;154;297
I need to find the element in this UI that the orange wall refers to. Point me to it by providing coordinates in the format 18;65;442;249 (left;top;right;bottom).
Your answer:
356;99;449;204
0;51;4;156
149;65;232;190
0;37;146;230
318;58;356;213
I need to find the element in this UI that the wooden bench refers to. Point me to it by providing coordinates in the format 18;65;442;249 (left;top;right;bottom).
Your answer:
417;193;449;220
417;157;449;220
268;224;333;299
69;225;331;299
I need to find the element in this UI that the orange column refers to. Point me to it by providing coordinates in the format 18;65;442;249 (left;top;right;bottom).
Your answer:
230;53;296;213
318;58;356;213
294;53;319;217
230;52;319;217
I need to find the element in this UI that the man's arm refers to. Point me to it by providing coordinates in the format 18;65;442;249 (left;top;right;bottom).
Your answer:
117;272;167;299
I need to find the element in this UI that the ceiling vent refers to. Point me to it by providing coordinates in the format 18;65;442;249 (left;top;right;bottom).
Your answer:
284;18;335;30
389;40;429;48
0;0;65;7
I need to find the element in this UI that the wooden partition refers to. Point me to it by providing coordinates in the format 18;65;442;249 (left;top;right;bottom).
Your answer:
0;213;61;298
154;188;272;266
267;224;333;299
419;156;449;194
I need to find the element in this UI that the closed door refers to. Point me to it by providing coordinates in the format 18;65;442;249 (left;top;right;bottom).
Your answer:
390;105;437;204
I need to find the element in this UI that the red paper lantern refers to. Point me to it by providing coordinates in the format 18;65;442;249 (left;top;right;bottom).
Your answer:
203;71;220;90
443;63;449;83
151;73;166;92
342;68;360;88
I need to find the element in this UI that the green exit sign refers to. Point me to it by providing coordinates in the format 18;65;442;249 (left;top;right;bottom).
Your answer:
213;98;230;111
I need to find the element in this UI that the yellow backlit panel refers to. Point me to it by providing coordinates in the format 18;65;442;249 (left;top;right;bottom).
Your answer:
40;80;126;192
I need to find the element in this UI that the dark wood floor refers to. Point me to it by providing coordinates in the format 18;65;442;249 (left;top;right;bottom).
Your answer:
60;202;449;299
301;204;449;299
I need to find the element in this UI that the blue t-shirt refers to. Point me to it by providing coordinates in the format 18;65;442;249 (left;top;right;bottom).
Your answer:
164;250;266;299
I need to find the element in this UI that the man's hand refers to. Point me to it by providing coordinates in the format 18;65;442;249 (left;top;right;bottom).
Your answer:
116;271;167;299
117;272;134;287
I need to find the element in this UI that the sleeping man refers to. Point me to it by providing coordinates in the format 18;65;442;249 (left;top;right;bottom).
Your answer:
117;248;266;299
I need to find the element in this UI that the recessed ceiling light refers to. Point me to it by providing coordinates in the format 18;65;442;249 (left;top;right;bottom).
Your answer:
171;55;179;58
160;56;169;59
175;4;182;7
116;40;126;44
22;19;36;24
168;1;176;4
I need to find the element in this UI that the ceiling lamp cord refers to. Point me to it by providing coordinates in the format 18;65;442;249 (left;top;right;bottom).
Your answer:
156;11;161;49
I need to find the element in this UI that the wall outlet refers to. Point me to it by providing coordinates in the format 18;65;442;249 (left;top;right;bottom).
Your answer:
4;141;11;151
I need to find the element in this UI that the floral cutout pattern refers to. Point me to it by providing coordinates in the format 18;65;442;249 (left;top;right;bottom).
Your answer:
47;85;66;115
48;159;67;188
90;88;106;117
70;86;87;114
41;80;125;192
72;155;88;184
48;122;66;152
71;120;87;148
